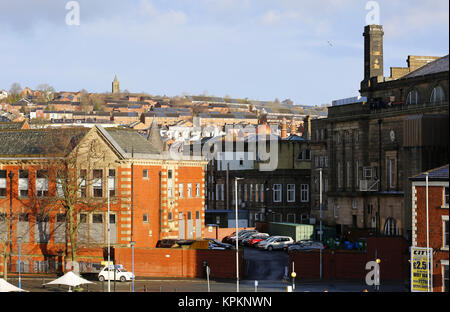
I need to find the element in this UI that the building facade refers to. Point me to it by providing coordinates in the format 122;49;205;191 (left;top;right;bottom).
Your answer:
0;125;207;275
310;24;449;239
411;165;449;292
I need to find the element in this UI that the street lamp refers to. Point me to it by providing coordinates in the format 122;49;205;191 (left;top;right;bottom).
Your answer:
234;177;244;293
107;173;112;293
314;168;324;279
18;237;22;290
130;241;136;292
8;171;14;274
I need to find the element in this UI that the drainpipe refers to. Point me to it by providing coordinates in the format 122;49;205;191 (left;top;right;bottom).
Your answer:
377;119;382;235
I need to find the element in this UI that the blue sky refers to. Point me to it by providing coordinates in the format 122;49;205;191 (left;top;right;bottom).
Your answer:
1;0;448;106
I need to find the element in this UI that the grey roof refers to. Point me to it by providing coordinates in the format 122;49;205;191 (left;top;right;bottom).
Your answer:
0;128;89;157
104;127;161;155
402;55;449;79
410;164;449;181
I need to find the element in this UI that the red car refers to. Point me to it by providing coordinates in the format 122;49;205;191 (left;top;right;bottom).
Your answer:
248;233;269;247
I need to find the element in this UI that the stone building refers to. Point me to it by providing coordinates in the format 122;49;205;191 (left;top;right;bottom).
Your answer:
310;24;449;240
204;128;312;227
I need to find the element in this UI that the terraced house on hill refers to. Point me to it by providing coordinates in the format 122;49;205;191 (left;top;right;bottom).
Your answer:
0;124;207;275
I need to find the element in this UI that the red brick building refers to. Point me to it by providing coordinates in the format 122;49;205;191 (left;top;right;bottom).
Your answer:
411;165;449;292
0;125;207;276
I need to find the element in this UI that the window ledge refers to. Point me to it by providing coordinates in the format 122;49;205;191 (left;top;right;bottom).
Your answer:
441;247;449;252
441;205;449;209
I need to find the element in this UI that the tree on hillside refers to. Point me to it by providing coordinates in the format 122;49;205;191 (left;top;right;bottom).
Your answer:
9;82;22;96
36;84;55;102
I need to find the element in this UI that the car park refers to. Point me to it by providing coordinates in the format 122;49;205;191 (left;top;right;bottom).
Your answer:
228;230;258;244
238;231;261;246
286;240;325;252
257;236;294;251
98;266;134;282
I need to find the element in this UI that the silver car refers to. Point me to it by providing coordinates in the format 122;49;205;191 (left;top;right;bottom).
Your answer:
257;236;294;251
287;240;324;252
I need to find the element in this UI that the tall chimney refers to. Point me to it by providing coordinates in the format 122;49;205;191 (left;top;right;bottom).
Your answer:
281;117;287;139
362;24;384;89
290;118;297;135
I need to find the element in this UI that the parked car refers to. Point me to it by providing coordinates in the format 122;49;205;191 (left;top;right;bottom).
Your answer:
237;231;261;246
243;233;269;247
205;238;233;250
98;266;134;282
227;230;258;244
155;239;195;248
287;240;325;252
257;236;294;251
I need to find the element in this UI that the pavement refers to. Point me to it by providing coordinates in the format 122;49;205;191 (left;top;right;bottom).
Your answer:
4;276;407;292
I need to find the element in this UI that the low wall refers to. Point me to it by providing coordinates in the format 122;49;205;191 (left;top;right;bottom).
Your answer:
203;227;255;241
114;247;243;279
289;237;409;281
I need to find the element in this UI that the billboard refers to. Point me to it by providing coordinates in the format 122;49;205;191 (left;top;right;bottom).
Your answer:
411;247;433;292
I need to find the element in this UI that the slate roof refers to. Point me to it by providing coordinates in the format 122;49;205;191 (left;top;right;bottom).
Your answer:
410;164;449;181
0;128;89;157
103;127;161;155
0;121;26;130
402;55;449;79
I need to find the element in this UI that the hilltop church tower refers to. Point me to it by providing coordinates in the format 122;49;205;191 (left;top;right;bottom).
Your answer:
112;74;120;94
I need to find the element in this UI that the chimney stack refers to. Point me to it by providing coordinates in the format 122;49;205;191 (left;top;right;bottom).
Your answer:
281;117;287;139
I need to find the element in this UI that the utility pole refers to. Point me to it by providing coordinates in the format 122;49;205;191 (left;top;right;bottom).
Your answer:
8;171;14;275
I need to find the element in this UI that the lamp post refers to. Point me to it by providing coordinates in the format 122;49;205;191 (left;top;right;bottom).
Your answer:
319;167;323;280
107;174;111;293
18;237;22;290
234;177;243;293
425;172;430;292
8;171;14;274
130;241;136;292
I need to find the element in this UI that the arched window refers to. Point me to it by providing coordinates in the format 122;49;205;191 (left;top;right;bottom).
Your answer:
406;90;419;105
384;217;398;236
430;85;445;103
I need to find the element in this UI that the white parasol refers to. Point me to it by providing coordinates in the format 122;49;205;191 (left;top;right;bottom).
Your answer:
0;278;28;292
45;271;94;289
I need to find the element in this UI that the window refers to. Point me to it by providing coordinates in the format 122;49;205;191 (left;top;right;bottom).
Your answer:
406;90;419;105
195;183;200;197
108;169;116;197
56;177;64;198
244;184;248;201
389;159;395;188
255;184;259;202
352;199;358;210
143;169;148;179
35;214;50;243
0;170;7;197
355;161;360;188
250;184;254;202
92;169;103;198
168;212;172;221
443;264;449;292
346;161;351;188
179;183;184;198
168;170;173;179
300;184;309;202
143;213;148;223
79;169;87;198
273;184;282;203
314;156;319;168
79;213;87;224
187;183;192;198
305;149;311;160
384;218;398;236
188;211;192;220
337;162;342;188
443;217;449;249
333;204;339;218
444;187;449;207
260;184;264;202
287;184;295;202
430;86;445;103
221;184;224;201
19;170;29;197
363;167;373;180
92;214;103;224
314;176;319;193
36;170;49;197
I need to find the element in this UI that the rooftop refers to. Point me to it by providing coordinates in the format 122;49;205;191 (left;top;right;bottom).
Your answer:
410;164;449;181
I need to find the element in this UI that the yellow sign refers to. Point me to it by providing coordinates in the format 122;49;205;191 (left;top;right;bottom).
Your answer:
411;247;433;292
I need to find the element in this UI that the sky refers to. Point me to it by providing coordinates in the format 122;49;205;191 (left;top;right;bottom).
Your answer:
1;0;448;106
